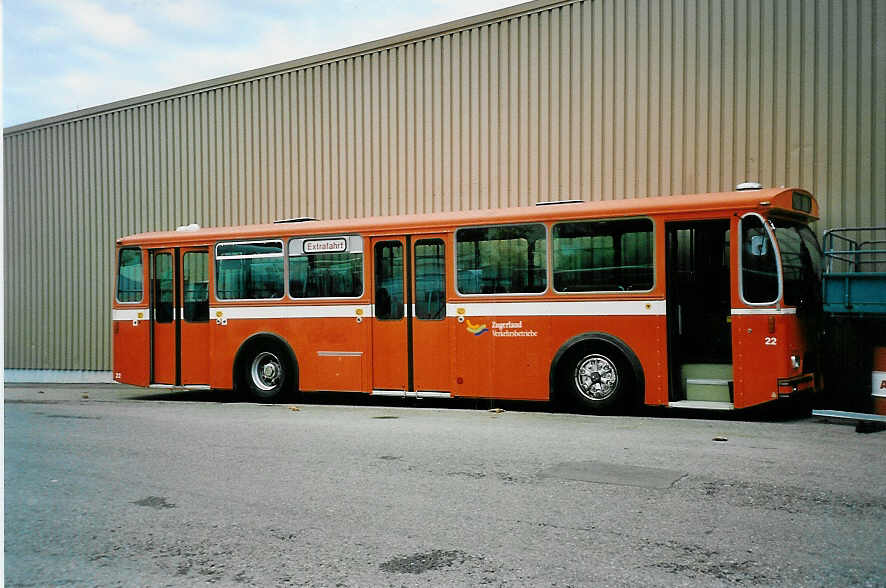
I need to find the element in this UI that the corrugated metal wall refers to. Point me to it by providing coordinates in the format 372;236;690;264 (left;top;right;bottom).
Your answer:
4;0;885;372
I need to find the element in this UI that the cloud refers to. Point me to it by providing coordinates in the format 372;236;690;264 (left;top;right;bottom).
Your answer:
48;0;150;47
57;70;154;108
151;0;223;31
27;24;67;44
5;0;523;126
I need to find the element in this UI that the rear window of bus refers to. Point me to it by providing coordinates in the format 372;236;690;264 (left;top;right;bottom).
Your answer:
116;247;144;303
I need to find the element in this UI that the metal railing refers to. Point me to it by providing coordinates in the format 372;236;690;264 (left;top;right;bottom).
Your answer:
822;227;886;274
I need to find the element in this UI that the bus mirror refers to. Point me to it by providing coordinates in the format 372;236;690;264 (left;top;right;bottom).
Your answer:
749;234;769;256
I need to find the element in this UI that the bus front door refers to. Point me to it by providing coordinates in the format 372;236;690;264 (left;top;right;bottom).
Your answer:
150;248;210;386
370;235;451;396
665;220;734;407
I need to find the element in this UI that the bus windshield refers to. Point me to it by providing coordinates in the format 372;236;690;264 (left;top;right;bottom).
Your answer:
771;219;821;307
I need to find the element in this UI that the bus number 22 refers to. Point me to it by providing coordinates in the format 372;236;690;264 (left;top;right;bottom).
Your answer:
764;337;777;346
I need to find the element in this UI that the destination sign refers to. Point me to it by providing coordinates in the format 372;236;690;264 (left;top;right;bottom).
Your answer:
303;238;347;254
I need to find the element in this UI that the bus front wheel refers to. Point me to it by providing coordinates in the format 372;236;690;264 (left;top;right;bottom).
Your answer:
562;346;630;413
239;341;294;402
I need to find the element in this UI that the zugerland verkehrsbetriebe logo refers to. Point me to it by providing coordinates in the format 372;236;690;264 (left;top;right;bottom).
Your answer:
465;319;538;337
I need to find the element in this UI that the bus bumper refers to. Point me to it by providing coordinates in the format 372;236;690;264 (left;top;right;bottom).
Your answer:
776;374;815;398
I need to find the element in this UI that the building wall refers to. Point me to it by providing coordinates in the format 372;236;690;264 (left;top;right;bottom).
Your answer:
4;0;885;372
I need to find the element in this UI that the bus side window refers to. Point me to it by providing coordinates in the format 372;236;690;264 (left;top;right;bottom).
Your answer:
455;224;547;295
153;252;174;323
215;241;284;300
740;216;779;304
552;218;654;292
374;241;404;319
415;239;445;320
183;251;209;322
288;240;363;299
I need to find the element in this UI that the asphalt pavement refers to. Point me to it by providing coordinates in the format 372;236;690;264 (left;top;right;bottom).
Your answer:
4;384;885;586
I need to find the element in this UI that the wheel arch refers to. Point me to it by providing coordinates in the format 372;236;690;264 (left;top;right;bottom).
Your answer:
233;332;299;392
549;332;645;405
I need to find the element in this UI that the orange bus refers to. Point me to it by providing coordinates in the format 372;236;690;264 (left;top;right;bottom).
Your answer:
112;186;822;412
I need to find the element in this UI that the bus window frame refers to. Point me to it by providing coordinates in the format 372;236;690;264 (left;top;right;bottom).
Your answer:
214;239;286;302
737;212;784;307
550;215;657;295
413;237;447;320
286;234;366;301
182;249;211;323
115;247;145;305
453;222;550;297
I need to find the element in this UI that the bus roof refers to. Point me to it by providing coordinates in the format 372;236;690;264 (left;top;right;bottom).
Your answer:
117;187;817;247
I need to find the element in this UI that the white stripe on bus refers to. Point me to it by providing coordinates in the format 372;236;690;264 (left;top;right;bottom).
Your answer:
730;307;797;315
208;300;667;320
117;302;797;321
212;305;373;319
446;299;667;317
112;309;150;321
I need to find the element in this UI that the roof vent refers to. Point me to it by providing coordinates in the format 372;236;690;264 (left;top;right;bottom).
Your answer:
735;182;763;191
274;217;318;223
176;223;200;231
536;199;583;206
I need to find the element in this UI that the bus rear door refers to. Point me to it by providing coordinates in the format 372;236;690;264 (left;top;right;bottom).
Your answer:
150;248;210;386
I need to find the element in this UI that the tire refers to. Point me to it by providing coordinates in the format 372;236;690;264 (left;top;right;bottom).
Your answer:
561;345;631;413
239;341;294;402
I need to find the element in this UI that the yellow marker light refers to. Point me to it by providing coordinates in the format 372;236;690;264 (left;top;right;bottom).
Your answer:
216;310;224;317
356;308;364;316
457;307;465;315
137;312;144;319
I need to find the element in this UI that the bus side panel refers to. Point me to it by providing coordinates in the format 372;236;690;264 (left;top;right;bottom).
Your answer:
208;318;244;390
487;316;551;400
453;316;495;398
549;314;668;405
453;313;667;402
113;314;150;387
293;317;369;392
208;315;370;392
733;314;810;408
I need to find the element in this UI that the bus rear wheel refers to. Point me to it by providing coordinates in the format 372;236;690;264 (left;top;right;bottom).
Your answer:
562;346;630;413
239;342;293;402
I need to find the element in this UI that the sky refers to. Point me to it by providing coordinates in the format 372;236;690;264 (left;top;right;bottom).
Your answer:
3;0;519;128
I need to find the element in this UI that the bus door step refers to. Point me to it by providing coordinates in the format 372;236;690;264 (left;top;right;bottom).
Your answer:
681;363;734;403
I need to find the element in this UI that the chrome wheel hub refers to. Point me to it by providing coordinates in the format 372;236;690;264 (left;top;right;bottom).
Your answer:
574;354;619;401
251;352;282;391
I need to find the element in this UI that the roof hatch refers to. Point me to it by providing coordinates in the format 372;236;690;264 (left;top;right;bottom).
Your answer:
274;217;318;223
536;199;583;206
